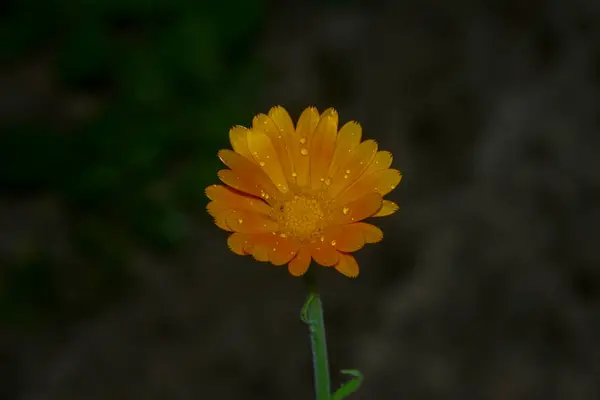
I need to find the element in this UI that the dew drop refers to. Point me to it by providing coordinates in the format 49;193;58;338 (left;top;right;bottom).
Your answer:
320;236;325;242
300;148;309;156
238;218;244;224
342;207;350;215
272;248;276;251
259;161;265;167
346;169;351;174
343;175;348;179
331;240;337;246
325;178;331;185
320;177;325;182
280;233;287;238
299;137;307;144
291;172;297;178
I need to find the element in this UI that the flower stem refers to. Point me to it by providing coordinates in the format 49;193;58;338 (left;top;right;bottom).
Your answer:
302;270;331;400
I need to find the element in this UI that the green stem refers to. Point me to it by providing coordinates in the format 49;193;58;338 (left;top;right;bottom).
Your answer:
302;270;331;400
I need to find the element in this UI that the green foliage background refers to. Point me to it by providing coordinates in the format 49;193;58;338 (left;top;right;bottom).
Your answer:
0;0;266;329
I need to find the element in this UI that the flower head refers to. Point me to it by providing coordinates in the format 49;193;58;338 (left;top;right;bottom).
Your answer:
206;106;401;277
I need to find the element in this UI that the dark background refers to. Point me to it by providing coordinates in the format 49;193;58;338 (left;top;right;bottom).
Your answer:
2;1;599;399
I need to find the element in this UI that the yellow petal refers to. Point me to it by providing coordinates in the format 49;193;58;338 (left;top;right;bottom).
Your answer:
269;236;301;266
328;121;362;177
356;222;383;243
309;108;338;189
365;151;393;175
373;200;399;217
332;192;383;225
335;253;359;278
328;139;378;198
293;107;320;187
253;113;294;181
245;233;274;262
268;106;295;137
246;129;290;194
229;126;253;160
288;246;311;276
225;210;279;234
309;241;339;267
340;168;402;204
205;184;271;215
227;233;250;255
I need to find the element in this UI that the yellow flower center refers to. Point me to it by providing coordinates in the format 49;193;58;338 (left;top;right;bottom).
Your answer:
274;194;326;240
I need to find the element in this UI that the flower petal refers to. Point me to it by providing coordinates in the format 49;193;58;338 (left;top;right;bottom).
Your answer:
268;106;295;137
293;107;320;187
288;246;311;276
309;241;339;267
217;149;279;201
269;236;301;266
332;192;383;225
373;199;399;217
244;233;272;262
309;108;338;189
205;184;271;215
253;113;294;181
365;151;393;175
225;210;279;234
356;222;383;243
328;121;362;177
339;168;402;204
327;225;365;252
335;253;359;278
246;129;290;194
206;201;233;231
229;126;253;160
227;233;251;255
328;139;378;198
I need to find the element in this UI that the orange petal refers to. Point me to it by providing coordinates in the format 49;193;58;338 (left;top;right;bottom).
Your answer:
225;210;279;234
253;113;294;181
328;139;378;198
246;129;290;194
328;225;365;252
328;121;362;177
205;184;271;215
340;168;402;204
217;150;279;200
288;246;311;276
309;240;339;267
269;236;301;266
356;222;383;243
309;108;338;189
293;107;320;187
373;200;399;217
244;233;273;262
335;253;359;278
227;233;251;255
206;201;233;231
229;126;253;160
332;192;383;225
364;151;393;175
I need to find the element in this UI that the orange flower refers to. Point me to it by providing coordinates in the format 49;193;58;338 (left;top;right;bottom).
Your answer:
206;106;401;277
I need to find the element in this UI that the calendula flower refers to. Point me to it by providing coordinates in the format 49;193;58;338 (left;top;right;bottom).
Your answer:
206;106;401;277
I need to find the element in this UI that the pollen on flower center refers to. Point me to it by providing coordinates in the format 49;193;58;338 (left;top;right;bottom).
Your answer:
274;194;325;240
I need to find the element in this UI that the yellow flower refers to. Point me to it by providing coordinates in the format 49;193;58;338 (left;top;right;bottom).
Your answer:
206;106;401;277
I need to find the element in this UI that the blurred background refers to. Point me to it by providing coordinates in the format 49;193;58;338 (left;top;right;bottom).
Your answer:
1;0;599;399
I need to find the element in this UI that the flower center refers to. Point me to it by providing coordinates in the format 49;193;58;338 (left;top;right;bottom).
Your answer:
274;195;325;240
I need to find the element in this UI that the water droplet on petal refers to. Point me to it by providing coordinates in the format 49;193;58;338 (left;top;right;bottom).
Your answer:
320;177;325;182
346;169;351;174
259;161;265;167
320;236;325;242
342;207;350;215
292;172;297;178
238;218;244;224
343;175;348;179
299;137;307;144
325;178;331;185
331;240;337;246
280;233;287;238
300;148;309;156
272;248;276;251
